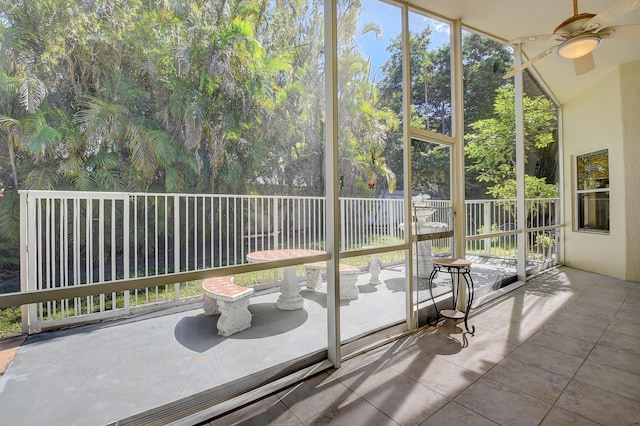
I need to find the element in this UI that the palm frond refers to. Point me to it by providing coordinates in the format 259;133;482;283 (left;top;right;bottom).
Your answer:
23;111;62;154
19;72;47;113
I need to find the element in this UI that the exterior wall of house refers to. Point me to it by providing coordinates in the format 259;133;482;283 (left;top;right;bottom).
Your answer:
620;60;640;282
562;59;640;282
562;67;625;280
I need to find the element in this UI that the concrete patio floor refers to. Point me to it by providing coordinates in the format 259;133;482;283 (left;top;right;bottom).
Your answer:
0;257;517;425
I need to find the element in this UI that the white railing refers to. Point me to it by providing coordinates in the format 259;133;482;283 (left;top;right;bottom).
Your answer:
466;198;518;257
19;191;560;331
465;198;561;263
524;198;561;267
340;197;405;250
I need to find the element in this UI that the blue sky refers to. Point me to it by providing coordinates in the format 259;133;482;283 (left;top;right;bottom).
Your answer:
357;0;451;81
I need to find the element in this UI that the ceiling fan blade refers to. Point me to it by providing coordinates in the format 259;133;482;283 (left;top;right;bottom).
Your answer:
574;52;596;75
604;23;640;38
508;34;562;45
503;47;557;79
585;0;640;32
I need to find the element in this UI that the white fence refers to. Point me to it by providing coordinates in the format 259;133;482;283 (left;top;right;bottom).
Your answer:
465;198;560;262
19;191;560;332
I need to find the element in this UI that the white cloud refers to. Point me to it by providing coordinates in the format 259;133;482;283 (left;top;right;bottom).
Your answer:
425;18;451;35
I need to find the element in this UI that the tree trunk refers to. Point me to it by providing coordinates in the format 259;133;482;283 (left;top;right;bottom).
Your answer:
7;139;19;188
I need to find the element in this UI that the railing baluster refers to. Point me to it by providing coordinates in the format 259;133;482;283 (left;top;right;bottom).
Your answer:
193;195;197;270
201;196;205;270
44;198;50;320
124;195;130;313
209;196;215;268
483;201;490;256
155;195;159;275
111;200;117;309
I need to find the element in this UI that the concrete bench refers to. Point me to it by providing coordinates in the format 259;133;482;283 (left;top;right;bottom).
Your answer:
202;277;254;337
304;262;360;300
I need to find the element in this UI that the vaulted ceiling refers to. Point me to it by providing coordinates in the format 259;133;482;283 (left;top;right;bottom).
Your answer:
409;0;640;104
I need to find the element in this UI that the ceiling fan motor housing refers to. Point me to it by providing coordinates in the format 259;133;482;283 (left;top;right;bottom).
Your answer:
554;12;597;35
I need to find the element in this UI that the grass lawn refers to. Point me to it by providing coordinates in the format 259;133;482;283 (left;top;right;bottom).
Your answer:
0;276;21;338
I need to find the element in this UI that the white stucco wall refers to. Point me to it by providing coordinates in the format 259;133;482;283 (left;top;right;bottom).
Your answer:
562;67;627;280
620;61;640;282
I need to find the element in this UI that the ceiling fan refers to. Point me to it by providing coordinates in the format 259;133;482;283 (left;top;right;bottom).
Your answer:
503;0;640;79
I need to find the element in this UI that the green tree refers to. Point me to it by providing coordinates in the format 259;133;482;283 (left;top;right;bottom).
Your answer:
377;30;514;198
464;84;558;199
336;1;398;197
248;0;325;195
0;0;402;272
377;26;454;197
462;32;513;128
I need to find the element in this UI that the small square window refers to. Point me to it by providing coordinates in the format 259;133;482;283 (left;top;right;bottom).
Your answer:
576;149;609;232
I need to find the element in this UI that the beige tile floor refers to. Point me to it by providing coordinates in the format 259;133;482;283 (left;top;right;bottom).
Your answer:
202;267;640;426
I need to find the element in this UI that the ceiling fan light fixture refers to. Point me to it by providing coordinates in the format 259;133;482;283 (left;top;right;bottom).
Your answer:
557;35;601;59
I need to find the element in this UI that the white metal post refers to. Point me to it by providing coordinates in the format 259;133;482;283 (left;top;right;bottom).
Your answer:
557;109;565;266
324;0;340;368
514;46;527;282
452;19;468;311
452;20;466;261
19;192;34;334
401;5;416;331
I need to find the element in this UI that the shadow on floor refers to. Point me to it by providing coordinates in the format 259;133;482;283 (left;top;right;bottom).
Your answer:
174;302;310;351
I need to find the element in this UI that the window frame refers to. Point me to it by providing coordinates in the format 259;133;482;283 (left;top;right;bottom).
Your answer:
575;148;610;233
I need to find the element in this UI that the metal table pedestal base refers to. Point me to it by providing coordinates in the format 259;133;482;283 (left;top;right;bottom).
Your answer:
428;258;475;334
